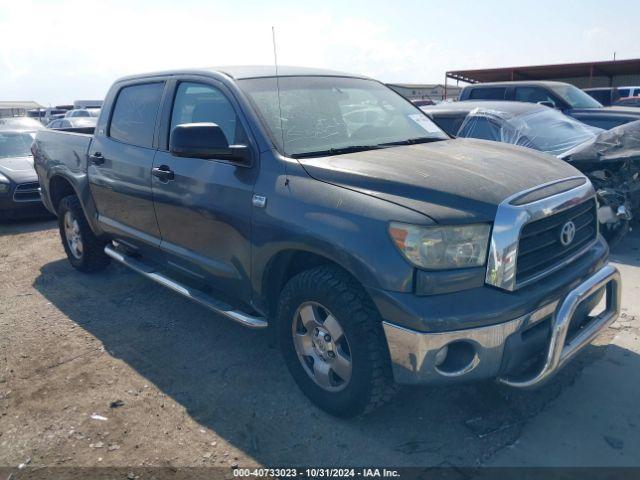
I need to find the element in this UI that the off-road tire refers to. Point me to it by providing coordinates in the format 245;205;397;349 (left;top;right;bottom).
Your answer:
58;195;110;273
277;265;397;417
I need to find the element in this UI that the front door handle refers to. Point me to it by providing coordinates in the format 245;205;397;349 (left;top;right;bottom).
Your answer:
89;152;105;165
152;165;175;182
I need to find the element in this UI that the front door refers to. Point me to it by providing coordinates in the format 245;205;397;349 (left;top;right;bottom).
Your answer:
151;80;257;304
88;81;165;249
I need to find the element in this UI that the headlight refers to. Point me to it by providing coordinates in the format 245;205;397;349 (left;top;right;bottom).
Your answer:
0;173;10;194
389;222;491;270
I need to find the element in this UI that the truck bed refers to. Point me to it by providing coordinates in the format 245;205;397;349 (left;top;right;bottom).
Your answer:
34;128;93;173
33;128;95;216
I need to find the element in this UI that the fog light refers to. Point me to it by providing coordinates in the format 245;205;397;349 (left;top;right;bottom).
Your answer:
434;345;449;367
434;341;478;376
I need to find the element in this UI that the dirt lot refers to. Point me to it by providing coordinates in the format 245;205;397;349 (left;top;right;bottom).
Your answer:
1;219;639;473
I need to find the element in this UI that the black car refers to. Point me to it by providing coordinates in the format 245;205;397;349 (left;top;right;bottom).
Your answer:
0;130;49;219
584;87;640;106
459;81;640;130
0;116;46;132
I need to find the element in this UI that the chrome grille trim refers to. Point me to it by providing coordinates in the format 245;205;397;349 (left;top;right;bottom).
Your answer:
485;176;597;291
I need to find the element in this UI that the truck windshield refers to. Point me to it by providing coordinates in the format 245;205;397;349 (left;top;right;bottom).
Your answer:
239;76;448;157
0;132;33;158
549;84;603;109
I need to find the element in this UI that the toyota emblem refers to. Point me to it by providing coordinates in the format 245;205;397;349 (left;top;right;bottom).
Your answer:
560;221;576;246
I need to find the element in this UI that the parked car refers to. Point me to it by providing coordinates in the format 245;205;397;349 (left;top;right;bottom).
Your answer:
422;101;639;244
27;107;69;125
65;108;100;118
614;97;640;108
33;66;621;417
0;130;50;219
48;113;67;123
459;81;640;130
0;116;45;132
47;117;97;131
73;100;103;110
584;86;640;106
411;99;435;107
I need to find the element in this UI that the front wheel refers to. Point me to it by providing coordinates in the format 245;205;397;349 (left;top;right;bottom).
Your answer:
58;195;110;273
276;266;397;417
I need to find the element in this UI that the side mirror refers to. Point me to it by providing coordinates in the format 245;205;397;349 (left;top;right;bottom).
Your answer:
170;123;252;165
537;100;556;109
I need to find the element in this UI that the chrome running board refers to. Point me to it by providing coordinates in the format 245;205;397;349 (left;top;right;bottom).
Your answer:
104;244;268;329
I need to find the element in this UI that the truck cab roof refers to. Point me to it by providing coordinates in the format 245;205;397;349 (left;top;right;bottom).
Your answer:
116;65;370;83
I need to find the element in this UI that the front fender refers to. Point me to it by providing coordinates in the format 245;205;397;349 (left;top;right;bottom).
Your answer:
251;159;432;304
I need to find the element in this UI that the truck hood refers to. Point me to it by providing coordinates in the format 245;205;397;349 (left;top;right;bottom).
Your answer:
298;139;582;223
0;156;38;184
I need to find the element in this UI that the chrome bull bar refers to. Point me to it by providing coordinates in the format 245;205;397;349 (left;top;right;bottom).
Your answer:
499;264;621;388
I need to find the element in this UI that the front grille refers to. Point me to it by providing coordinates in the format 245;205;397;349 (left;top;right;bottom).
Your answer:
13;182;41;202
516;199;597;284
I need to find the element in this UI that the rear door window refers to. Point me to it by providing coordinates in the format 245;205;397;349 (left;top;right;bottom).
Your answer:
109;82;164;148
430;114;468;136
468;87;506;100
457;116;502;141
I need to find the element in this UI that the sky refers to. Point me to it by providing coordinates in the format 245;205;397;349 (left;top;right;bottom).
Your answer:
1;0;639;106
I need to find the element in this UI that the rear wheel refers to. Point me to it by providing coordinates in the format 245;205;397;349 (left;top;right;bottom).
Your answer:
58;195;110;272
277;265;397;417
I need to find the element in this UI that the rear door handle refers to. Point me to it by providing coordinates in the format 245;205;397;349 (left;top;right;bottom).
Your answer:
89;152;105;165
152;165;175;182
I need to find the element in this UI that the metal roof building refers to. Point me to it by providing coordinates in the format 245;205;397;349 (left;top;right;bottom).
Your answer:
0;101;44;118
445;58;640;89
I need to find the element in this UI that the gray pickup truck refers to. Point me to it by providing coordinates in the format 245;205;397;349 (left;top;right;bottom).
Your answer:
33;66;621;417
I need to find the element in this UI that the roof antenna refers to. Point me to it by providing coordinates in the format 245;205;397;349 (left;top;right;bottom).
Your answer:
272;26;289;184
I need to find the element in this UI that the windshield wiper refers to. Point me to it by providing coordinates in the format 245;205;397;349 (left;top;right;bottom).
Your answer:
291;145;384;159
378;137;444;147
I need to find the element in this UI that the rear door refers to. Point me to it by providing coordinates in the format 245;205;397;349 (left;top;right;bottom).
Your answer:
88;80;165;249
151;77;258;304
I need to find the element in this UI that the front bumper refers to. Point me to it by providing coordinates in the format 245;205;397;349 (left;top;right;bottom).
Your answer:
0;196;49;220
383;264;621;387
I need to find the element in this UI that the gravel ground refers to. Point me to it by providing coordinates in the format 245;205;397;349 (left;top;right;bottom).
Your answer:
0;218;638;474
